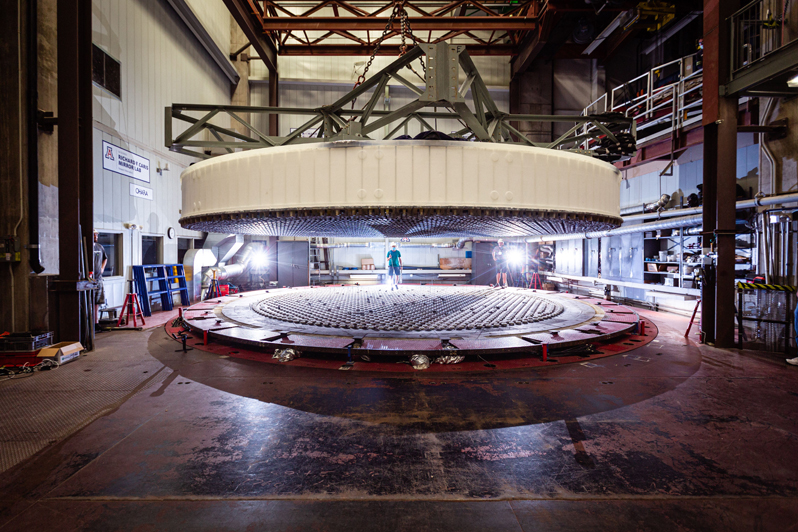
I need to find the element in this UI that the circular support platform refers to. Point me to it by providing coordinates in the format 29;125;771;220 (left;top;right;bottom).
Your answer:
175;287;649;369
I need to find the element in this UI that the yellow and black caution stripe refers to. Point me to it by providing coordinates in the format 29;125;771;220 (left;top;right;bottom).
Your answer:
736;282;797;292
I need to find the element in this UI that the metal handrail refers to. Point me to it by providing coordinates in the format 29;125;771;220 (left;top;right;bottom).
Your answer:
729;0;795;78
574;50;704;150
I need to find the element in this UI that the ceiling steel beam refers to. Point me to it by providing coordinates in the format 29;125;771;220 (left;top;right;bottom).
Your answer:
257;16;537;31
224;0;278;72
510;4;556;77
277;43;515;55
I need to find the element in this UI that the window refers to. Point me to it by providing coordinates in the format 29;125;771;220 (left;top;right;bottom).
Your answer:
177;238;192;264
141;235;162;265
92;44;121;98
97;232;122;277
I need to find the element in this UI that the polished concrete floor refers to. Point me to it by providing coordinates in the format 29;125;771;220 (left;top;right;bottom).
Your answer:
1;309;797;531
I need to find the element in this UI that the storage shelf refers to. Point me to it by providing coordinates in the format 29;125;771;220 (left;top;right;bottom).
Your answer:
644;235;700;240
638;221;755;295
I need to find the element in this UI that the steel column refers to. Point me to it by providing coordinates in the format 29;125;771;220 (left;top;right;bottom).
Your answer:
702;0;740;347
701;123;718;345
269;70;279;137
79;0;94;272
56;0;93;344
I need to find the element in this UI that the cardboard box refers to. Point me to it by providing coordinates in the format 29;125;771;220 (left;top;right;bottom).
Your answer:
439;258;472;270
361;258;374;270
646;263;667;272
38;342;84;365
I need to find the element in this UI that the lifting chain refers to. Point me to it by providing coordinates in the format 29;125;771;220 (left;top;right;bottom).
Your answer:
354;0;426;89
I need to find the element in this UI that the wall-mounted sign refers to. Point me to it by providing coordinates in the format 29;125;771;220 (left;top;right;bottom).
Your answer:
103;140;150;182
130;183;153;201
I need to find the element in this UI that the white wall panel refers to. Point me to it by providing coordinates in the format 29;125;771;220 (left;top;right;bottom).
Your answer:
620;143;759;211
91;0;233;306
185;0;231;56
92;0;231;164
328;238;469;269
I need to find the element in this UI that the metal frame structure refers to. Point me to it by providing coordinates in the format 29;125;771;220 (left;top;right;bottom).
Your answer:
250;0;541;56
166;43;636;161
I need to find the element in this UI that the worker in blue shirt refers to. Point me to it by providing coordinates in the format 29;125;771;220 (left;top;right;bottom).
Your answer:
387;242;402;290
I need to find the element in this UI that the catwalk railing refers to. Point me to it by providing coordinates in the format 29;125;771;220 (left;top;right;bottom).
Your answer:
576;51;704;150
730;0;796;77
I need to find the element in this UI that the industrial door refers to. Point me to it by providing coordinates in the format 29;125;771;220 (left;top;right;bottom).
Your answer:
471;242;496;285
277;241;310;287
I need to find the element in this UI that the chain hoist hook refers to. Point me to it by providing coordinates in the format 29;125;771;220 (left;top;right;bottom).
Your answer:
351;0;424;108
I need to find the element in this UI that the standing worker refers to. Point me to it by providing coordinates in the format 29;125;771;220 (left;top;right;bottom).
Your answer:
493;239;508;288
92;229;108;327
387;242;402;290
788;304;798;366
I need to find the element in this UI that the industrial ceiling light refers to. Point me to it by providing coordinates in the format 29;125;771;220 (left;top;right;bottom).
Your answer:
788;73;798;88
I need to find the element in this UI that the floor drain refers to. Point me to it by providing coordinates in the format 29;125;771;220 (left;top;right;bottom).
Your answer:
601;381;614;384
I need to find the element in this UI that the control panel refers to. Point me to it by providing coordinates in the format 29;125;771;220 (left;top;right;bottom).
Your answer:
1;236;21;262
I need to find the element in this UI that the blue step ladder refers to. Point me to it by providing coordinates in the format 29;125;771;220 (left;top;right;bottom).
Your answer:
132;264;190;317
165;264;190;308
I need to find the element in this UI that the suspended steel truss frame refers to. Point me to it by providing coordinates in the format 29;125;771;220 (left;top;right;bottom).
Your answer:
165;44;636;160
